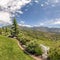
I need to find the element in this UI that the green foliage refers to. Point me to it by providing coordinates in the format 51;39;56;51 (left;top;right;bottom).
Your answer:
5;27;10;36
19;38;27;45
0;27;10;36
0;24;60;60
35;46;42;56
11;18;19;37
0;28;3;34
48;47;60;60
17;33;31;45
16;28;60;58
26;41;42;55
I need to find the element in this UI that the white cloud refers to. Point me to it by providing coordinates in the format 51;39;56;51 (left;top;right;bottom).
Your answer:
17;11;23;14
0;11;12;24
0;0;31;25
45;18;60;25
54;21;60;24
51;4;55;7
35;0;39;3
32;18;60;28
20;21;25;24
41;4;44;7
19;24;32;27
53;18;60;24
19;20;32;27
48;0;59;3
45;2;49;5
19;18;60;27
42;0;60;7
38;18;60;27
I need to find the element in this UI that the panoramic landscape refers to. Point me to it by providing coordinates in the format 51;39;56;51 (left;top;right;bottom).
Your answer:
0;0;60;60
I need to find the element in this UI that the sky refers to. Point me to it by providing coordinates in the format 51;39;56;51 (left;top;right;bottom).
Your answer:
0;0;60;28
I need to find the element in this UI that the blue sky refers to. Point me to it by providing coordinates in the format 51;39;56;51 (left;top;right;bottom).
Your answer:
16;0;60;28
0;0;60;28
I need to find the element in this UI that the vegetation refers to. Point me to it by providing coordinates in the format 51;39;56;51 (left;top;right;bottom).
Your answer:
11;18;19;37
0;18;60;60
26;41;42;56
48;47;60;60
17;27;60;60
0;35;34;60
0;28;3;34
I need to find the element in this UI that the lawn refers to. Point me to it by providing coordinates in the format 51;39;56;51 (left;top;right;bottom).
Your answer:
0;35;34;60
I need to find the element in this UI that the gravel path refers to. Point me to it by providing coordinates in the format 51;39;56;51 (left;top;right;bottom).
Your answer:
17;40;43;60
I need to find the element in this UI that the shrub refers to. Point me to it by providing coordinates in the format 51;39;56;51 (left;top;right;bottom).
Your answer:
26;42;36;54
20;38;27;45
35;46;42;56
17;34;31;45
26;41;43;56
48;47;60;60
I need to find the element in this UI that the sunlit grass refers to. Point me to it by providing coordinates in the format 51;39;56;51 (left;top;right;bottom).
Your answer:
0;35;34;60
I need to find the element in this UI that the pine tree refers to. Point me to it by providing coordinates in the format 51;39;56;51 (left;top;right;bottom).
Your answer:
11;18;19;37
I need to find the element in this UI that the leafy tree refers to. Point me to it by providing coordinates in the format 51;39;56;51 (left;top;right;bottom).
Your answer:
11;18;19;37
5;27;8;32
5;27;10;36
0;28;3;35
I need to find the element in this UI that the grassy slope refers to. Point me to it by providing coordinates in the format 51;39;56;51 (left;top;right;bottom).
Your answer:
19;29;60;48
0;35;34;60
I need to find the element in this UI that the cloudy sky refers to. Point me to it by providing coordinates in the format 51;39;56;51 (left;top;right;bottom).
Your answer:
0;0;60;28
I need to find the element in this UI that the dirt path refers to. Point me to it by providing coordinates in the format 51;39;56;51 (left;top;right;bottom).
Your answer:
17;40;43;60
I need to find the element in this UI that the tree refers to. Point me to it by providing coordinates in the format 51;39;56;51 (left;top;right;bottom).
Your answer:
0;28;2;35
5;27;10;36
11;18;19;37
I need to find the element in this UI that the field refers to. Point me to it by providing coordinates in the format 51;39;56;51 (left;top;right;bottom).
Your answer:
0;35;34;60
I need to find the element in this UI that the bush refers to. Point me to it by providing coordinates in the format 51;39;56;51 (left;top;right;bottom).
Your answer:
35;46;42;56
26;42;36;54
26;41;43;56
20;38;27;45
17;34;31;45
0;28;3;35
48;47;60;60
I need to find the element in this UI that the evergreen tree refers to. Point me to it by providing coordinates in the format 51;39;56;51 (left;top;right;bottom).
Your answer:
11;18;19;37
5;27;8;32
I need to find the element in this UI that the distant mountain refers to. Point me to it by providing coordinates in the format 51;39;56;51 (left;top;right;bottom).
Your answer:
19;26;60;33
32;26;60;33
5;25;60;33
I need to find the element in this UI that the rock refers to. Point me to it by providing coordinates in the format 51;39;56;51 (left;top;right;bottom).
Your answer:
40;44;50;60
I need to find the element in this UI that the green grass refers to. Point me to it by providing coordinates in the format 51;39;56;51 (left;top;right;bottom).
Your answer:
0;35;34;60
37;39;60;48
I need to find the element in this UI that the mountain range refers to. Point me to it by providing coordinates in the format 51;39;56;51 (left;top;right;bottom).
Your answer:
19;26;60;33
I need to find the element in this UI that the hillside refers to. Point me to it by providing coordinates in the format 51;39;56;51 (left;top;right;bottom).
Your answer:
0;35;34;60
0;25;60;60
32;26;60;33
18;27;60;60
19;27;60;41
20;26;60;33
